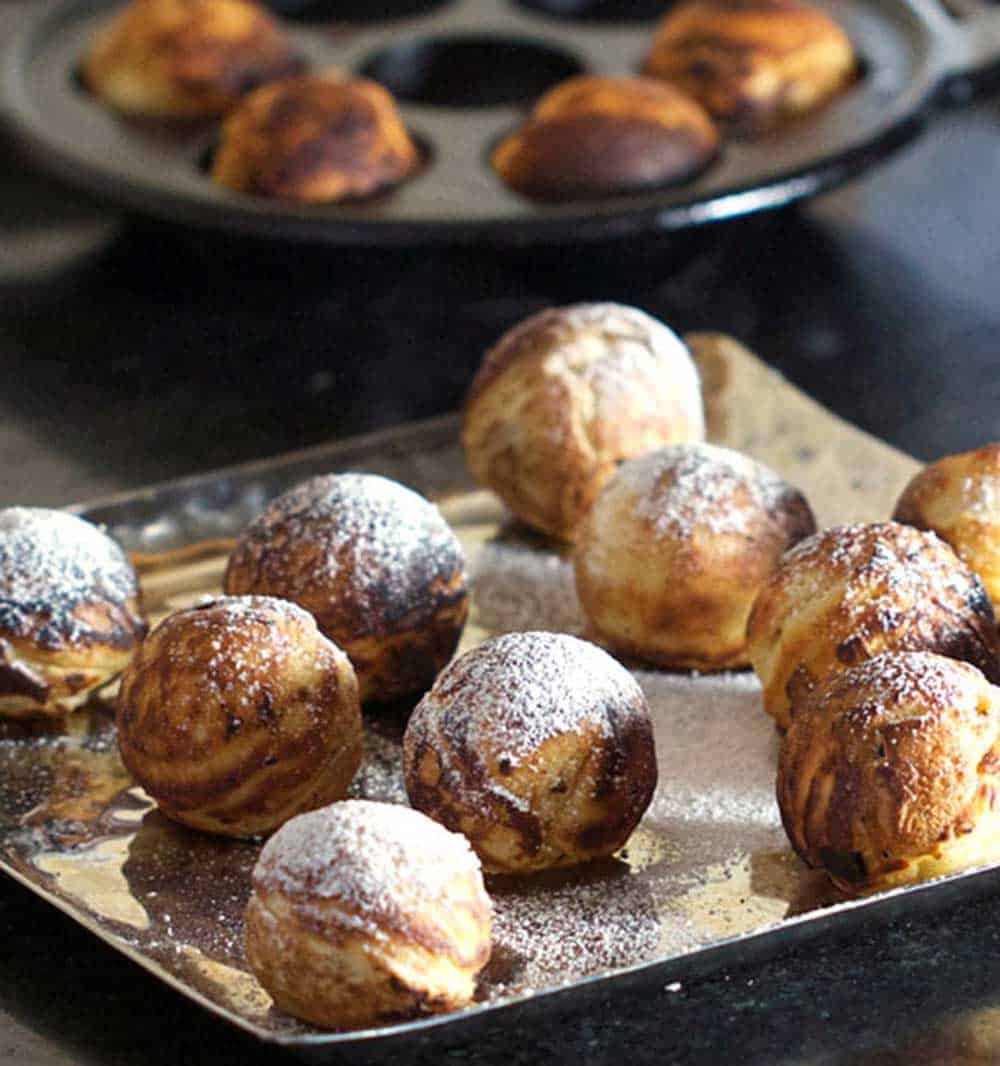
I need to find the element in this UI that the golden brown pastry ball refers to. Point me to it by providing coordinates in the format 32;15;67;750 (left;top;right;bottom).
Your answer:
403;631;657;874
492;75;719;201
462;303;706;542
245;799;491;1029
116;595;362;837
747;521;1000;732
643;0;856;126
82;0;299;118
778;651;1000;893
574;443;816;672
224;473;467;704
893;443;1000;616
0;507;146;719
211;73;419;202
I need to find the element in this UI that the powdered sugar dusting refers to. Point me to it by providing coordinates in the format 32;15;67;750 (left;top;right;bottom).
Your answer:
164;596;315;713
610;443;798;539
414;632;643;766
235;473;464;623
825;651;978;720
253;800;482;937
0;507;137;645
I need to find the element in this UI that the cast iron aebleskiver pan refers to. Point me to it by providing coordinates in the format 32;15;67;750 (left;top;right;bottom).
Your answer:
2;0;999;246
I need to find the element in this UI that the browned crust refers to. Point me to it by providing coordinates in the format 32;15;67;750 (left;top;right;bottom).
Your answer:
116;597;362;837
82;0;299;118
747;522;1000;731
493;75;718;201
777;651;1000;892
643;0;856;125
211;74;419;202
343;592;469;704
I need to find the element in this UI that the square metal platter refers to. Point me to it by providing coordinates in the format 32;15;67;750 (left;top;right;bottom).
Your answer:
4;337;1000;1058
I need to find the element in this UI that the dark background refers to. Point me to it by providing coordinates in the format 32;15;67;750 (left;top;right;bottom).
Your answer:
2;0;1000;1060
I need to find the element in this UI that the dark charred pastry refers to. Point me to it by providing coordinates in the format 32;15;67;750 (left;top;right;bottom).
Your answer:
116;595;362;838
403;631;657;874
0;508;146;718
643;0;856;128
212;73;419;203
225;472;467;704
82;0;298;118
493;75;718;201
748;522;1000;731
778;651;1000;894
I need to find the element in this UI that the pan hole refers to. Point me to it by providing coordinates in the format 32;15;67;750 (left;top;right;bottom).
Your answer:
275;0;452;23
514;0;669;22
360;36;584;107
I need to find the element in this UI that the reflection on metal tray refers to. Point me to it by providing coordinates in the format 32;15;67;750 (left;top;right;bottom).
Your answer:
3;336;1000;1058
3;0;999;245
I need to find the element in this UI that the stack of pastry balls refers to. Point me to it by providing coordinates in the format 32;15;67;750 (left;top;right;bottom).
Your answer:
463;302;1000;899
80;0;856;205
8;305;1000;1028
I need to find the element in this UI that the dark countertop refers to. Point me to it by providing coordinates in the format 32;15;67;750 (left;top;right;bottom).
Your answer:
2;2;1000;1060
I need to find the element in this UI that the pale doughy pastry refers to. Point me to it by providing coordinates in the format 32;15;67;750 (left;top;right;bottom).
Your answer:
82;0;299;118
212;73;420;202
0;507;146;718
643;0;855;126
893;442;1000;616
492;75;719;201
778;651;1000;893
747;521;1000;731
245;799;491;1029
116;596;362;837
462;303;706;542
404;631;657;873
224;473;467;704
574;443;816;671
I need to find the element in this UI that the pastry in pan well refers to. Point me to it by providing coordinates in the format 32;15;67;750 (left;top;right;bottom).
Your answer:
211;73;419;202
224;473;467;704
245;799;492;1029
893;443;1000;616
492;75;719;201
404;631;657;874
777;651;1000;893
462;303;705;542
747;521;1000;731
82;0;299;118
116;596;362;837
574;443;816;672
643;0;856;126
0;507;146;719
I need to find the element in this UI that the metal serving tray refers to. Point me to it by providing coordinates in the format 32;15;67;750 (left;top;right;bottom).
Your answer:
3;336;1000;1059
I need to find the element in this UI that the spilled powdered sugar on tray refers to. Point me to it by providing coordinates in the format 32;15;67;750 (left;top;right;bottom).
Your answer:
0;491;832;1036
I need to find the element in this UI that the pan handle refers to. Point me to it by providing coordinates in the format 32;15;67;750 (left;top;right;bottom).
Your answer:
933;0;1000;104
